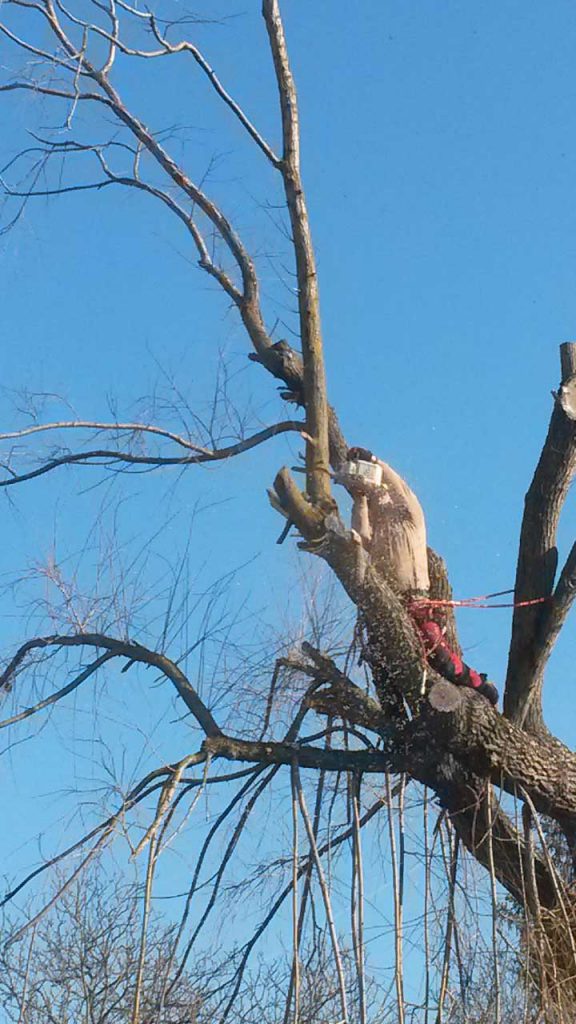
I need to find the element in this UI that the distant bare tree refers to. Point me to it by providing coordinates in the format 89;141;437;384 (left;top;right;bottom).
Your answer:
0;868;399;1024
0;871;206;1024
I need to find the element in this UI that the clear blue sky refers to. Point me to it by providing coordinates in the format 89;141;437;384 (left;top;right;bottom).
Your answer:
1;0;576;1002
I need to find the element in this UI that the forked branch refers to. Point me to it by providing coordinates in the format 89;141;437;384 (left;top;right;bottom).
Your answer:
505;342;576;734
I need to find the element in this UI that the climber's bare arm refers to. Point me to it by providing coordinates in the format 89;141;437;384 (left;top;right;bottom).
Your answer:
351;493;372;545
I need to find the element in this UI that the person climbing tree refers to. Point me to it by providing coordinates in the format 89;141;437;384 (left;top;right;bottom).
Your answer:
338;447;498;705
409;600;499;705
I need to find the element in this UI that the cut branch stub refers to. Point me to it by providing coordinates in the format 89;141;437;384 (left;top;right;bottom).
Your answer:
249;341;305;402
428;680;464;712
560;340;576;378
270;466;329;543
250;341;348;468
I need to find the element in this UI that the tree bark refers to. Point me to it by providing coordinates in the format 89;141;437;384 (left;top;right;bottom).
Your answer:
505;343;576;735
262;0;331;505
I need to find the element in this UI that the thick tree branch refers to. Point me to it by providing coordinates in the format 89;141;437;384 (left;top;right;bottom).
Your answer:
304;668;576;847
411;687;576;828
262;0;331;504
270;469;429;713
205;734;394;773
2;619;570;913
14;626;557;841
306;681;391;736
505;342;576;734
286;671;558;908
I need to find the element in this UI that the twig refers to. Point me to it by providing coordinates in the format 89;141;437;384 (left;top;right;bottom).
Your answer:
293;762;348;1023
132;751;208;858
436;821;459;1024
351;773;367;1024
16;925;37;1024
386;771;405;1024
7;825;114;945
157;766;268;1012
486;789;502;1024
423;789;431;1024
131;835;158;1024
0;421;306;488
214;794;387;1016
0;419;211;451
283;756;327;1024
290;761;301;1024
520;787;576;973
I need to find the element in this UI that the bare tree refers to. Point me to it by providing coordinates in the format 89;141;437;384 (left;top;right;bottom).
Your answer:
2;868;396;1023
1;2;576;1021
0;870;207;1023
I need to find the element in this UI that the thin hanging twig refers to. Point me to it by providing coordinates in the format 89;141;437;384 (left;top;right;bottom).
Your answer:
293;762;349;1024
290;760;301;1024
385;771;405;1024
423;789;431;1024
436;819;459;1024
522;787;576;960
519;799;543;1020
351;772;367;1024
16;925;37;1024
216;793;387;1022
131;834;159;1024
283;757;327;1024
486;787;502;1024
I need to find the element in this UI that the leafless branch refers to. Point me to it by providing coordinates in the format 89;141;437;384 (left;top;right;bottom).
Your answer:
262;0;331;503
0;420;305;487
0;419;211;451
293;761;348;1024
505;342;576;734
386;772;405;1024
351;774;367;1024
0;633;223;737
0;650;115;728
